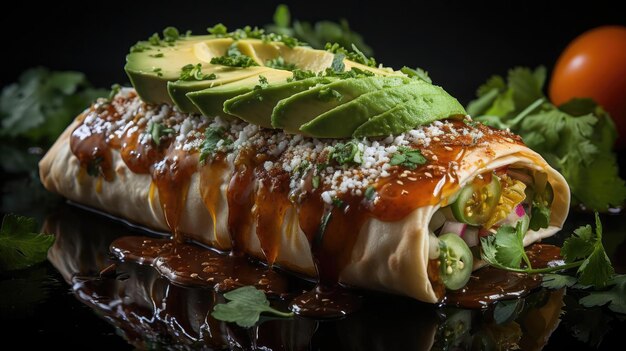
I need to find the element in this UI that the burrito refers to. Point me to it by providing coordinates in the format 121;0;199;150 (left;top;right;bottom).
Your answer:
39;29;570;305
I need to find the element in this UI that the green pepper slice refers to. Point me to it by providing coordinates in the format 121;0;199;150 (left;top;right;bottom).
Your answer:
452;175;502;226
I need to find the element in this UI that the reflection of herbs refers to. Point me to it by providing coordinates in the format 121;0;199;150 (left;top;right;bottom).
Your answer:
0;214;54;271
212;286;293;327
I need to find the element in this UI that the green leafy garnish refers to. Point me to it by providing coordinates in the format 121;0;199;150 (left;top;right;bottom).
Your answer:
325;42;376;67
389;147;427;169
483;212;614;289
254;75;269;91
364;186;376;200
579;275;626;314
207;24;304;48
145;27;181;47
147;122;174;147
468;67;626;211
207;23;228;36
107;84;121;102
199;127;233;163
317;87;342;102
529;201;550;231
266;5;373;56
330;141;361;165
312;175;320;189
265;57;297;71
210;44;259;68
0;214;54;271
211;286;293;327
0;67;106;145
330;52;346;73
541;273;577;289
149;53;164;58
179;63;217;81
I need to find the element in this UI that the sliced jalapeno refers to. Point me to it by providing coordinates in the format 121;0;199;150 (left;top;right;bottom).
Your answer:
439;233;473;290
452;175;501;226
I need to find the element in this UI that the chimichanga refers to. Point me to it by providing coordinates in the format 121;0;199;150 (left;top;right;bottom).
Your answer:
39;90;569;303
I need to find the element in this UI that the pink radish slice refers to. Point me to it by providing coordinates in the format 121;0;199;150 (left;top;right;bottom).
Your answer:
463;227;479;247
515;204;526;217
440;221;467;237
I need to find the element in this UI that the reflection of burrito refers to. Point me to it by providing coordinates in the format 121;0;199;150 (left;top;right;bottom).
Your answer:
40;91;569;303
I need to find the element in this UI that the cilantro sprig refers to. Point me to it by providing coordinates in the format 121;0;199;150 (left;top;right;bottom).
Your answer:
199;127;233;163
0;214;54;272
468;67;626;211
211;286;293;327
329;141;362;165
210;44;259;68
147;122;174;147
482;213;614;288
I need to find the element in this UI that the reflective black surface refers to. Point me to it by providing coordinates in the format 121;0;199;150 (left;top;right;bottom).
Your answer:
1;203;625;350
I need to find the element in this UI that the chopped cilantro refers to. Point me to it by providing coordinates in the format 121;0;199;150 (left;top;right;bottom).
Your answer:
389;147;427;170
330;53;346;72
179;63;217;81
200;127;233;163
207;23;228;36
147;122;174;147
400;66;432;83
210;44;259;68
325;42;376;67
312;175;320;189
364;186;376;200
330;141;361;165
149;53;164;58
265;57;297;71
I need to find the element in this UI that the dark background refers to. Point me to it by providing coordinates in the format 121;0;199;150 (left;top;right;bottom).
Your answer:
2;0;625;104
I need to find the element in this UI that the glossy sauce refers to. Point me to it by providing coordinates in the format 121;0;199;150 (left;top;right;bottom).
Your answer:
71;97;532;317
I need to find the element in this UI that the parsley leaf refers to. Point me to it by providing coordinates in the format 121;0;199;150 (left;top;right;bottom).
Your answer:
389;147;427;170
179;63;217;81
0;214;54;271
579;275;626;314
211;286;293;327
493;215;532;268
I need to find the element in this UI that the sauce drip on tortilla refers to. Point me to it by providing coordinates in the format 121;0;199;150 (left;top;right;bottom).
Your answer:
70;95;530;317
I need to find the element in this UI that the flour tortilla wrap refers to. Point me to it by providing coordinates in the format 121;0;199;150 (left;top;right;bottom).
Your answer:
40;107;570;304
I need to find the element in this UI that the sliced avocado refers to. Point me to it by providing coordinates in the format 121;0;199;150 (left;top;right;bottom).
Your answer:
125;35;220;105
168;66;271;113
187;70;293;118
300;79;445;138
223;77;337;128
272;76;409;134
353;88;466;137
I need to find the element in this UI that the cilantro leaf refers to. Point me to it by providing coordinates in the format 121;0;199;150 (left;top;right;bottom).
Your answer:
330;52;346;72
468;66;626;211
579;275;626;314
541;273;577;289
0;67;106;145
211;286;293;327
562;225;594;263
272;4;291;28
0;214;54;271
493;215;532;269
265;57;297;71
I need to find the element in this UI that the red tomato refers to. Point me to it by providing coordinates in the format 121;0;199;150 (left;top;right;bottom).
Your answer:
549;26;626;148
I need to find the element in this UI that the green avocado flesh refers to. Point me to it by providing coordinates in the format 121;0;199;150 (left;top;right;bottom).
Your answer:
125;32;467;138
353;88;466;137
223;77;337;128
271;76;409;134
300;79;442;138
